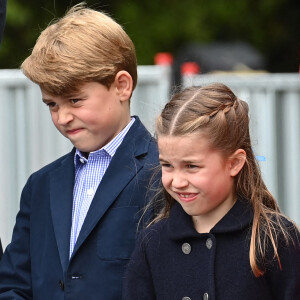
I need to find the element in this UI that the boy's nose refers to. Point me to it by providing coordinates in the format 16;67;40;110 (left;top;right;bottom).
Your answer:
56;108;73;125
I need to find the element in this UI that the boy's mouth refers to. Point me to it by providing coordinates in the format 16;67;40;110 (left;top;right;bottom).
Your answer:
66;128;83;135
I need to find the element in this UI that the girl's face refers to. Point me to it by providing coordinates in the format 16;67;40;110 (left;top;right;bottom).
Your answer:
158;133;242;233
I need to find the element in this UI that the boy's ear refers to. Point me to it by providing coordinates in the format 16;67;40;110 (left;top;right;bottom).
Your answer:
228;149;246;177
114;71;133;102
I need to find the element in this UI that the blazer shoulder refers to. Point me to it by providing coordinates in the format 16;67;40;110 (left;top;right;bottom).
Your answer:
30;148;75;178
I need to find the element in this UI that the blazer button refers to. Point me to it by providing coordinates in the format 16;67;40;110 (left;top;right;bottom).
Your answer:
58;280;64;291
182;297;191;300
206;238;213;249
182;243;191;254
203;292;209;300
71;273;83;279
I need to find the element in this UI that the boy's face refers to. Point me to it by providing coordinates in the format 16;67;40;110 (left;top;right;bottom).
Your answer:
42;81;131;153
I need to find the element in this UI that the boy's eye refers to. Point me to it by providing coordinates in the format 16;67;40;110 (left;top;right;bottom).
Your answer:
45;102;57;108
70;99;81;104
186;164;198;169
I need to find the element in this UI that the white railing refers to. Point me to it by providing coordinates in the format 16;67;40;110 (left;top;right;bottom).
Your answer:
0;69;299;249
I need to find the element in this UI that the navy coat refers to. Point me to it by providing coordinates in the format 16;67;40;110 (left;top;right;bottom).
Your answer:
0;117;159;300
123;199;300;300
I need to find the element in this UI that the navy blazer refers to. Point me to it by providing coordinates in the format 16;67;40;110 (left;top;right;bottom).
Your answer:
123;199;300;300
0;117;159;299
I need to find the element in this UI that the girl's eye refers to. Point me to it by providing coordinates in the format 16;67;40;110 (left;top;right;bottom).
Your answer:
161;163;172;168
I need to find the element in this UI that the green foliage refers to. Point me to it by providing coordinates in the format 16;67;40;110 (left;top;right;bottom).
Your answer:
0;0;299;71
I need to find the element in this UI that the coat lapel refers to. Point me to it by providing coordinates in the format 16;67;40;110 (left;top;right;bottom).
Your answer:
49;151;75;273
70;117;151;259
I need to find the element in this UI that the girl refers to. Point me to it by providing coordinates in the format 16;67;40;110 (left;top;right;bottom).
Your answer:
123;83;300;300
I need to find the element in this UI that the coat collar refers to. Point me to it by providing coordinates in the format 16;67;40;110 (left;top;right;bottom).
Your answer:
167;198;253;240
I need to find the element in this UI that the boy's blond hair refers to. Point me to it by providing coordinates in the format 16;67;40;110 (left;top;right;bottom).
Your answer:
21;4;137;96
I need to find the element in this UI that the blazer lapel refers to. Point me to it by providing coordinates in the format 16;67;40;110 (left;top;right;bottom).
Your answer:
71;117;151;259
49;151;75;273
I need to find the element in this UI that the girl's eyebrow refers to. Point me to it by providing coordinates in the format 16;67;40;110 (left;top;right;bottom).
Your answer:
159;157;168;162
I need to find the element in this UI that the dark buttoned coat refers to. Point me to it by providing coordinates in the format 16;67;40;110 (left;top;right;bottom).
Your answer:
123;199;300;300
0;117;159;300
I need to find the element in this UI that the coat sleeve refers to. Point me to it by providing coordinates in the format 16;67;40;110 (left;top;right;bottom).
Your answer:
265;223;300;299
122;231;156;300
0;177;33;299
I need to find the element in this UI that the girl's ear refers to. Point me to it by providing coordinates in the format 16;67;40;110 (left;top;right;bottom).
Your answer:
114;71;133;102
228;149;246;177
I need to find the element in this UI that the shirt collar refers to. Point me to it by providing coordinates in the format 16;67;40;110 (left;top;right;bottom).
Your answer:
74;117;135;165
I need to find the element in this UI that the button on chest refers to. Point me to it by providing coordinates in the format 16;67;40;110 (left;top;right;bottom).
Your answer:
182;242;192;254
206;238;213;249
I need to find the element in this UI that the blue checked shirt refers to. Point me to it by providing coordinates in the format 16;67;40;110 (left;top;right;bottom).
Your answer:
69;118;135;257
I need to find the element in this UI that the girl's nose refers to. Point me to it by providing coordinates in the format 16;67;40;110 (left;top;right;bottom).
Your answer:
171;173;188;189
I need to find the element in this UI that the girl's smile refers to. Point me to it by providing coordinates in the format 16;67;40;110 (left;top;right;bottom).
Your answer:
158;133;240;233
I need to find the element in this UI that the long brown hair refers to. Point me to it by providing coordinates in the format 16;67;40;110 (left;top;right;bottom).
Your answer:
153;83;295;277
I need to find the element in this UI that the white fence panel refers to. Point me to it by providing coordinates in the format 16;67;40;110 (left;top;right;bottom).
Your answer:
0;69;299;249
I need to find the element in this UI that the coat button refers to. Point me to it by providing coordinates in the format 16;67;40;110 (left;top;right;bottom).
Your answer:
182;243;191;254
203;292;209;300
206;238;213;249
58;280;64;291
182;297;191;300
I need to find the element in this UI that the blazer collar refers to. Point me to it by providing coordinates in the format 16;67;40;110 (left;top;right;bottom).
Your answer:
70;116;155;258
167;198;253;240
50;117;155;266
49;149;76;273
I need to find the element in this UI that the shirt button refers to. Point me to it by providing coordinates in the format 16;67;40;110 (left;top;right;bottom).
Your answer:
182;243;191;254
79;158;85;164
203;292;209;300
87;188;94;196
58;280;64;291
206;238;213;249
182;297;191;300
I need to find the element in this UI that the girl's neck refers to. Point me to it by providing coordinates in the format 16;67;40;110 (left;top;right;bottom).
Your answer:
192;196;237;233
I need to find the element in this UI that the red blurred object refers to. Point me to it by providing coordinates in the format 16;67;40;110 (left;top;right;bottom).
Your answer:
181;62;200;74
154;52;173;65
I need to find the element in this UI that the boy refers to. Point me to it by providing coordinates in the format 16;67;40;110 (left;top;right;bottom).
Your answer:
0;5;159;299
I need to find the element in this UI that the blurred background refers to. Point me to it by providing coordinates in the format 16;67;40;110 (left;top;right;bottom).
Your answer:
0;0;299;249
1;0;300;72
